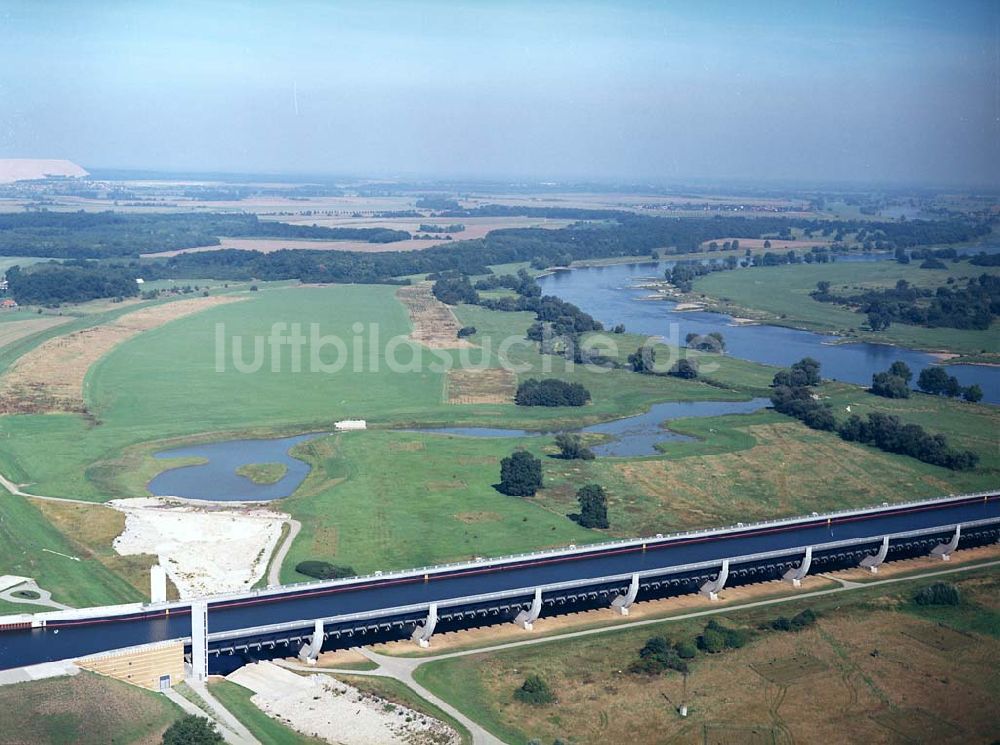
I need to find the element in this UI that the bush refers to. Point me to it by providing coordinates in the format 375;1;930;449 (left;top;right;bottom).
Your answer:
498;451;543;496
668;358;698;379
697;620;749;652
913;582;961;606
514;674;555;705
791;609;817;629
515;378;591;407
456;325;476;338
554;433;594;460
162;715;224;745
674;639;697;659
629;635;690;675
295;561;357;580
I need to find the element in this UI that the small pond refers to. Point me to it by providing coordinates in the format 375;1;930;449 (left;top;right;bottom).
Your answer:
411;397;772;457
148;433;323;502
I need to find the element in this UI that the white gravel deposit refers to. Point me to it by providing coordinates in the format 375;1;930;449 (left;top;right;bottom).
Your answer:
227;662;460;745
109;497;286;597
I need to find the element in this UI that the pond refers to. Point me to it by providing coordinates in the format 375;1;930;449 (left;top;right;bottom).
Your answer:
148;433;322;502
537;260;1000;404
411;397;772;457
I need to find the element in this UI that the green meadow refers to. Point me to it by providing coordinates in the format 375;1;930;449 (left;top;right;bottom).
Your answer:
692;260;1000;356
0;279;996;607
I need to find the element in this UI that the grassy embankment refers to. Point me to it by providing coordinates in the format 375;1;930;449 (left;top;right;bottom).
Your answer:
414;569;1000;745
0;671;183;744
689;259;1000;359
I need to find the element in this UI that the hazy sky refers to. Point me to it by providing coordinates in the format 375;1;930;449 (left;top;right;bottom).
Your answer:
1;1;998;186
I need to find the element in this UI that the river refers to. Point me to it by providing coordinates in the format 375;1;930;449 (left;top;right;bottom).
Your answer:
537;260;1000;404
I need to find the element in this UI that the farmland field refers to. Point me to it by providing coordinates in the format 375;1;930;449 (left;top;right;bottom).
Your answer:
414;570;1000;745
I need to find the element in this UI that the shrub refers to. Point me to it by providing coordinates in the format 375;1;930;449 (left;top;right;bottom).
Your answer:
698;620;749;651
162;715;224;745
498;451;543;496
668;358;698;379
295;561;357;580
554;433;594;460
515;378;591;407
791;609;817;629
914;582;960;606
629;635;690;675
514;674;555;705
674;639;698;659
457;325;477;338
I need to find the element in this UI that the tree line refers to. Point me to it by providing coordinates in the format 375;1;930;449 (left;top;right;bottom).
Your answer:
6;262;140;305
769;358;978;470
0;211;410;259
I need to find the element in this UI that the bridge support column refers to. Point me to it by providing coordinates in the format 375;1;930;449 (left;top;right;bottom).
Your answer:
930;525;961;561
860;536;890;573
190;600;207;682
783;547;812;587
411;604;438;648
514;588;543;630
611;573;640;616
700;560;729;601
298;619;324;663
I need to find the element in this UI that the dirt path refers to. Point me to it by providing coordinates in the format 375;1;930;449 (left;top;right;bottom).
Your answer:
0;294;243;414
267;518;301;587
396;284;474;349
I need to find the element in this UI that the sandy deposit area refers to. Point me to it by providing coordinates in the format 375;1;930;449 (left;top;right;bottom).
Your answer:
0;295;242;414
397;283;474;349
227;662;460;745
109;497;285;597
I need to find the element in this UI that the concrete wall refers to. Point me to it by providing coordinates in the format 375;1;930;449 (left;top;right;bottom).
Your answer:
76;641;184;691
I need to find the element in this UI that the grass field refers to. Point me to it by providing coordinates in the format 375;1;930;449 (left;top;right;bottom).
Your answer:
0;671;182;744
0;494;144;608
691;260;1000;356
413;570;1000;745
0;279;994;605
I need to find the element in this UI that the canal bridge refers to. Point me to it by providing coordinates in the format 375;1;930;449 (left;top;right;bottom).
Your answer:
1;491;997;677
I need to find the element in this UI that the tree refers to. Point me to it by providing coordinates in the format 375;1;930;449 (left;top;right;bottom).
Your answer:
515;379;591;407
514;674;555;705
888;360;913;383
628;345;655;373
668;358;698;379
162;716;224;745
868;309;892;331
576;484;609;528
963;384;983;403
456;326;476;338
498;451;543;496
763;239;771;248
772;357;821;388
917;366;957;396
554;433;594;460
870;371;910;399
